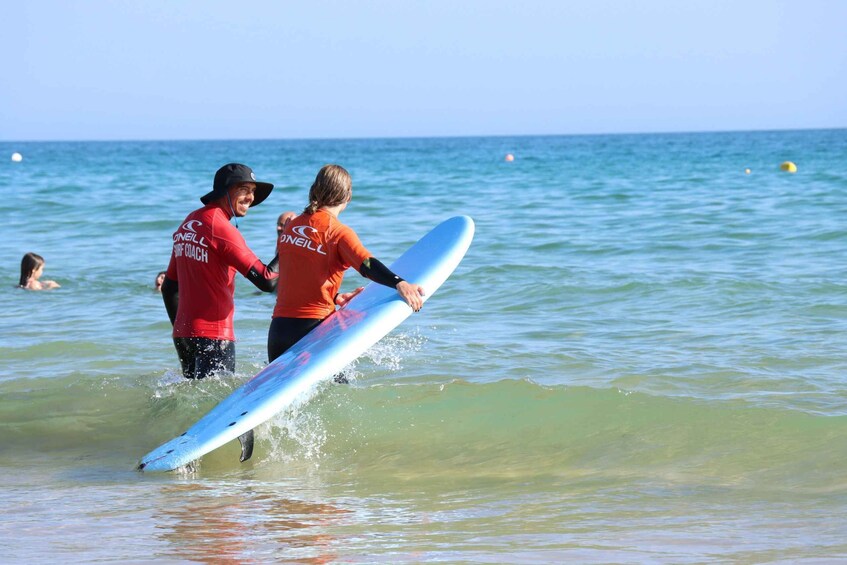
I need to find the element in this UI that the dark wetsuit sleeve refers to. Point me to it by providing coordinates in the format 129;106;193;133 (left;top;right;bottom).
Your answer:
246;257;278;293
267;253;279;275
216;221;278;293
161;277;179;325
358;257;404;289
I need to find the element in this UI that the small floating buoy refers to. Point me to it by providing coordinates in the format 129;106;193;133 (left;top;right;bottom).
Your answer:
504;153;514;162
780;161;797;173
11;152;22;162
745;168;751;174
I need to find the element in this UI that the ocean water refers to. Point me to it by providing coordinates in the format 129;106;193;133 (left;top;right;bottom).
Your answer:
1;130;846;562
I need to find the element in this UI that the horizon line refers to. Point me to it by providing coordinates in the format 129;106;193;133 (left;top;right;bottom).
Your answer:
2;125;845;144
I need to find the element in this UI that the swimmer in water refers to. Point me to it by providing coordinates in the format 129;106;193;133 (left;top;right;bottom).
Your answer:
19;253;60;290
154;271;166;292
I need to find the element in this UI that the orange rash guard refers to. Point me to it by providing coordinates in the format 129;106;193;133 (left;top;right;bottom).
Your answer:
273;209;371;320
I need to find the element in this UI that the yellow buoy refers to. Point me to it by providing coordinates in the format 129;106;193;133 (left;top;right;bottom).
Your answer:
780;161;797;173
504;153;514;162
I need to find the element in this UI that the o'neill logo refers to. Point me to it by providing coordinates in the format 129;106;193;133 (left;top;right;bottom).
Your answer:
173;219;209;263
281;225;327;255
174;220;209;248
291;225;315;238
181;220;202;233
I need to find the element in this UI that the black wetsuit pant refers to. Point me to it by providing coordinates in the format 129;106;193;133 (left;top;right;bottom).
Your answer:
173;337;235;379
267;317;322;362
173;336;252;460
268;317;351;384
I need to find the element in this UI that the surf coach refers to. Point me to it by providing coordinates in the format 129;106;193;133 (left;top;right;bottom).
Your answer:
161;163;282;382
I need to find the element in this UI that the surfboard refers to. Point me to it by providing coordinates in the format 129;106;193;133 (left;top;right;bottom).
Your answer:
139;215;475;472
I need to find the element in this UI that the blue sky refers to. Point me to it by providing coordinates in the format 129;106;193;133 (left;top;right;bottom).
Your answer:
2;0;845;141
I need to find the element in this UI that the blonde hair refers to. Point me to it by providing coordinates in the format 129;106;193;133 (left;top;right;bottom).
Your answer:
19;252;45;287
304;164;352;214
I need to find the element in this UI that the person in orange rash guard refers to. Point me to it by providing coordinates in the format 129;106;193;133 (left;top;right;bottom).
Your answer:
267;164;425;364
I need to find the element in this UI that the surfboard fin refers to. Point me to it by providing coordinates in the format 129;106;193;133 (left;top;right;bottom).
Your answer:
238;429;254;462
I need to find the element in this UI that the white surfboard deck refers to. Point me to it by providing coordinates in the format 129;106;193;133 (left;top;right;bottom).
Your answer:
139;215;474;472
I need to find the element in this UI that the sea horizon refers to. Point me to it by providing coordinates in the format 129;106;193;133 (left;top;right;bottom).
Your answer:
3;124;845;145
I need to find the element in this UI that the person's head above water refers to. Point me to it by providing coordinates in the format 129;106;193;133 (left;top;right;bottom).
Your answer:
19;252;45;287
304;164;352;215
277;211;296;236
154;271;166;291
201;164;274;216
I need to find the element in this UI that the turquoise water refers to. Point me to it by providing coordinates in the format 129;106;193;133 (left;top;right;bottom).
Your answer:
1;130;847;562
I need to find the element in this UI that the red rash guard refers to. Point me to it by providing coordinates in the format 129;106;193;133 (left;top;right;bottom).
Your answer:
273;210;371;319
166;202;276;340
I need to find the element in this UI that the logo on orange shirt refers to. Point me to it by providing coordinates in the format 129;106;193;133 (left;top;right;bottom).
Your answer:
280;225;327;256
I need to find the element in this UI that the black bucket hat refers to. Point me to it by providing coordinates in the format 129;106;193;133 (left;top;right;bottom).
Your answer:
201;163;274;207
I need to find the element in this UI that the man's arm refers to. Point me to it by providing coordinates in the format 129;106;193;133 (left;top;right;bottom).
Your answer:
246;255;279;293
161;277;179;325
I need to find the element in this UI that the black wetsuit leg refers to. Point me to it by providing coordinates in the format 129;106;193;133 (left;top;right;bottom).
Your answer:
173;337;236;379
172;337;250;461
268;317;351;384
267;317;323;362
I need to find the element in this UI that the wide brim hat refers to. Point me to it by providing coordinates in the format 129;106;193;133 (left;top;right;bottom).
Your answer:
201;163;274;207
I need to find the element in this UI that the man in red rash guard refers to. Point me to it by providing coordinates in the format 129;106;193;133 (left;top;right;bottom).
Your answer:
161;163;281;381
161;163;285;463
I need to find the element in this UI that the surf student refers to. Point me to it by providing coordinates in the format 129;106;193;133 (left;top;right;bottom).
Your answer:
267;164;426;364
18;252;60;290
161;163;284;462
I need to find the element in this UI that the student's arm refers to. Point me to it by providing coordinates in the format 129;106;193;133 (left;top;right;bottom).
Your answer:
337;227;426;312
359;257;426;312
358;257;403;287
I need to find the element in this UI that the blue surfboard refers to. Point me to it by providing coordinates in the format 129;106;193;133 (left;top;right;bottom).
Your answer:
139;216;474;471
